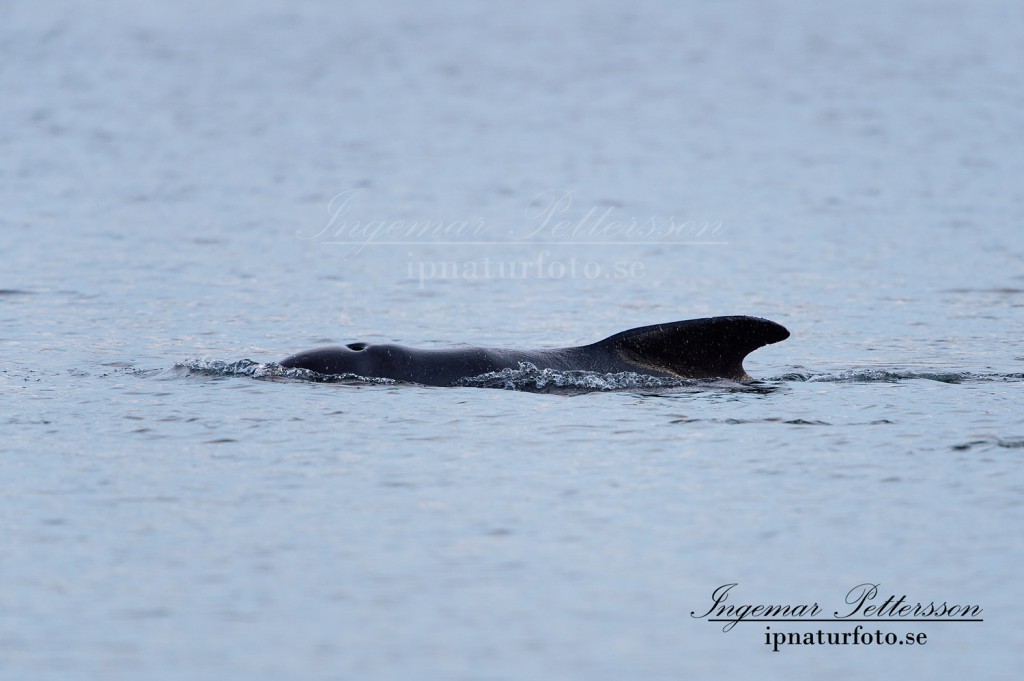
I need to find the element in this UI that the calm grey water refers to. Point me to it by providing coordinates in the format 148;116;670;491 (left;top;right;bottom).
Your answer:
2;0;1022;679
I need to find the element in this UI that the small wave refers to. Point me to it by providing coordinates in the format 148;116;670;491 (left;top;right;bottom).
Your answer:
668;417;894;426
455;363;763;394
174;358;765;393
776;370;1022;384
173;358;396;385
176;358;280;378
171;359;1021;392
952;438;1024;451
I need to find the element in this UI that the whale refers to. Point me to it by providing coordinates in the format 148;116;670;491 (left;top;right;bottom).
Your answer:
278;316;789;387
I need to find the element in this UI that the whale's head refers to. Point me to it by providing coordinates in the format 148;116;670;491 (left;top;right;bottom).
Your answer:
279;343;374;376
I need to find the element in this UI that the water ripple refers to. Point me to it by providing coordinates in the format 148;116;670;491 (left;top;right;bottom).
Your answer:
952;438;1024;451
170;360;1023;393
777;370;1022;384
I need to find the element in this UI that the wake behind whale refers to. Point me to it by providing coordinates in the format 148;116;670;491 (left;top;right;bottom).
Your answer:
278;316;790;388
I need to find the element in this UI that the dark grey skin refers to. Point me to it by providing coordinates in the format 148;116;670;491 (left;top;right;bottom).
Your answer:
279;316;789;387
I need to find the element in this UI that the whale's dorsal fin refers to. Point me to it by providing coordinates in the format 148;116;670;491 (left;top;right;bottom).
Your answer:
598;316;789;380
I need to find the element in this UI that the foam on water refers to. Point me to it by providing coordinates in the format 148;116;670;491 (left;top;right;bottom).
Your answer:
777;370;1024;384
176;358;1022;392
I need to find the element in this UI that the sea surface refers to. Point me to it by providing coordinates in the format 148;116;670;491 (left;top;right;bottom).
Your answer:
2;1;1022;679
